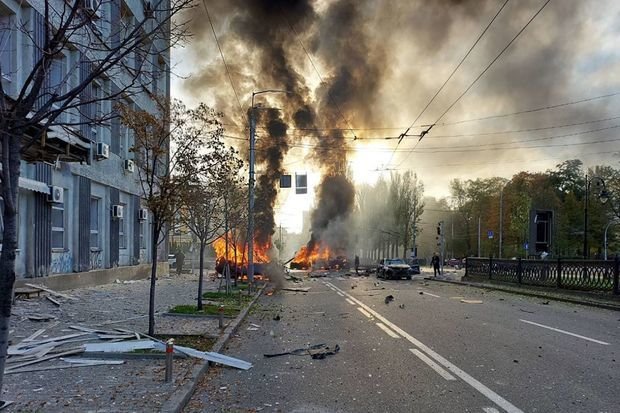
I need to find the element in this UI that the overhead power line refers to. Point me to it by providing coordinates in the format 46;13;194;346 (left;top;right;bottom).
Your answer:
244;123;620;154
432;0;551;125
219;90;620;136
398;0;510;144
202;0;246;124
414;136;620;154
394;0;551;169
439;91;620;126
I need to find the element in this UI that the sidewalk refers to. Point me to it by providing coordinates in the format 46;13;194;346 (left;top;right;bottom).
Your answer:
427;269;620;311
2;273;259;412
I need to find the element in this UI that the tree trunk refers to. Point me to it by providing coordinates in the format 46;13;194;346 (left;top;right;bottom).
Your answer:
197;241;205;310
0;131;21;398
0;210;18;400
148;222;160;336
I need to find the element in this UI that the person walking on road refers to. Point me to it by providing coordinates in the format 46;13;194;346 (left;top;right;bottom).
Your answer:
354;255;360;275
431;252;440;277
175;251;185;275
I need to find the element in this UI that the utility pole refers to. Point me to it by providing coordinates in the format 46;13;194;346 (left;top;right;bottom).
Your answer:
437;221;445;275
279;224;282;262
450;216;454;259
477;216;481;257
584;173;589;259
248;89;289;288
499;188;503;259
248;102;256;287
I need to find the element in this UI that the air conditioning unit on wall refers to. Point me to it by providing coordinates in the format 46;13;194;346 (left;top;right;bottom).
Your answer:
48;186;64;203
138;208;148;221
124;159;135;173
95;142;109;160
112;204;124;219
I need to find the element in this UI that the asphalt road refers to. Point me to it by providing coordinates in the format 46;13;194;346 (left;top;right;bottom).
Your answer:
185;270;620;413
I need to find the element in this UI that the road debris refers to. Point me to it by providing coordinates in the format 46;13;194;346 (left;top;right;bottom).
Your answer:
45;296;61;306
24;283;77;301
398;304;405;309
460;299;483;304
384;295;394;304
281;287;311;293
171;345;252;370
264;343;340;360
13;287;43;300
84;339;156;353
540;300;550;305
0;401;14;410
27;314;57;322
519;308;535;314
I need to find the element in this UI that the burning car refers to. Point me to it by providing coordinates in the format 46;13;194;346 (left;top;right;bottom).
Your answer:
377;258;413;280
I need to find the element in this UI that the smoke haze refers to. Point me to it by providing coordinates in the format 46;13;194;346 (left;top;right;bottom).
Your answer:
176;0;620;236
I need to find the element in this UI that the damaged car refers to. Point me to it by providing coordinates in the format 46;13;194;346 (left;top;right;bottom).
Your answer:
377;258;413;280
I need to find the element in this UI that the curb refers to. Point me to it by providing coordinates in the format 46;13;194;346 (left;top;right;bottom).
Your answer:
161;285;265;413
425;277;620;311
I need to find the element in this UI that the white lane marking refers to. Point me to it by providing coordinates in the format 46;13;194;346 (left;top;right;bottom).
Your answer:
357;307;373;319
519;319;610;346
336;292;344;297
325;282;522;413
419;291;440;298
376;322;400;338
410;349;456;381
483;408;500;413
345;298;356;305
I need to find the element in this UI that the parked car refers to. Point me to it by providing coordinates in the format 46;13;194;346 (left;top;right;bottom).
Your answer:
377;258;413;280
446;258;465;269
168;254;176;269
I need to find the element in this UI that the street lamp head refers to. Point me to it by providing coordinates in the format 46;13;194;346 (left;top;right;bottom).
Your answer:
599;189;610;204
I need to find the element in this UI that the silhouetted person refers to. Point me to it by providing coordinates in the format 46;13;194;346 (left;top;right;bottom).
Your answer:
431;253;440;277
175;251;185;275
354;255;360;275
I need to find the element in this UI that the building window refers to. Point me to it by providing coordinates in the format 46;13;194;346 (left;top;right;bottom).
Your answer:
0;13;15;82
90;197;100;249
51;195;66;250
140;220;147;249
92;81;101;140
49;57;66;122
119;203;126;249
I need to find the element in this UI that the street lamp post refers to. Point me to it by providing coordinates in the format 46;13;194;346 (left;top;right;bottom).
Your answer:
477;216;481;257
583;175;608;259
248;89;289;287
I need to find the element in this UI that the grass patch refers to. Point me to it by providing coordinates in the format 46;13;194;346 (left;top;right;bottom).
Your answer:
202;290;253;307
153;334;216;351
169;304;240;317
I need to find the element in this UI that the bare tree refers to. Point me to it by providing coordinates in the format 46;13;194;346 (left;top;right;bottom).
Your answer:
118;98;217;335
178;133;243;310
0;0;193;398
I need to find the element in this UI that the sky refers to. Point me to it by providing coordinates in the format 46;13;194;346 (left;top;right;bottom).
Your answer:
171;0;620;233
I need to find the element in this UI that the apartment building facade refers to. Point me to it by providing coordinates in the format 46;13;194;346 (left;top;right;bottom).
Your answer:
0;0;170;283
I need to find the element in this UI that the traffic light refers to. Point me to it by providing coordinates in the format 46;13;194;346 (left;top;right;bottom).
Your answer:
437;222;442;236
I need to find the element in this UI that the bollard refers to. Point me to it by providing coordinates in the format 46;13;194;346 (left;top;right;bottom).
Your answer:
218;304;225;330
165;338;174;383
238;289;242;307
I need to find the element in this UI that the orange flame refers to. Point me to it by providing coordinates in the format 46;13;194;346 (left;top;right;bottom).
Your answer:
291;242;333;269
212;233;270;266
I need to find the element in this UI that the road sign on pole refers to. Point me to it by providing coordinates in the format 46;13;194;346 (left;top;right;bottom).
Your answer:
488;230;494;239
